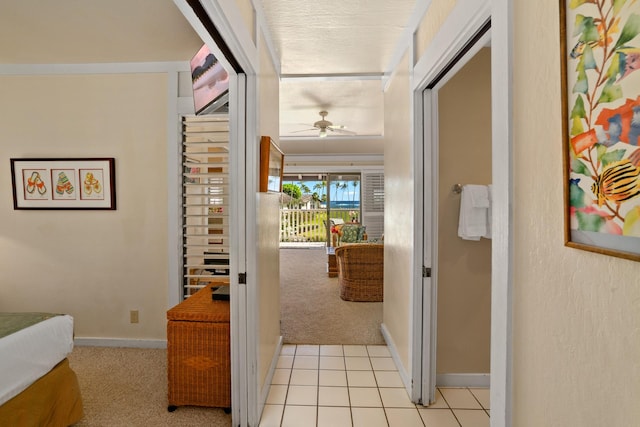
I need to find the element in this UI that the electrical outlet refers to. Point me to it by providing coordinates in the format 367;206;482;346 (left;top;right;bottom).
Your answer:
130;310;139;324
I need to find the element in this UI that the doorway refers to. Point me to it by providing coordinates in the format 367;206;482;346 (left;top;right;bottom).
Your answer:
278;171;384;345
416;22;493;406
433;47;492;384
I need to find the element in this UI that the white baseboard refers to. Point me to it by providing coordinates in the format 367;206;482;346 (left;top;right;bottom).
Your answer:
74;337;167;349
260;336;284;404
436;373;490;388
380;323;412;395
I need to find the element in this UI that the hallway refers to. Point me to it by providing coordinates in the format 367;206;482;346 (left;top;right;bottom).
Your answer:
259;344;489;427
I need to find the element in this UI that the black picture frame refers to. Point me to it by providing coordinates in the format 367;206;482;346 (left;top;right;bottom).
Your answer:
10;158;116;210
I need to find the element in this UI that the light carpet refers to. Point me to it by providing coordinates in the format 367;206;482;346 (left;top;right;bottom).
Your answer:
68;346;231;426
279;247;384;345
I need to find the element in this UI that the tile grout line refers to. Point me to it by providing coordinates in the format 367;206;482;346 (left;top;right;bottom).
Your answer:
467;386;491;417
342;345;355;427
315;346;320;427
278;345;295;427
366;345;392;427
437;388;463;427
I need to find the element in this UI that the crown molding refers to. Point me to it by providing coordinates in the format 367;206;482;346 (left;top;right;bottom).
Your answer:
0;61;189;75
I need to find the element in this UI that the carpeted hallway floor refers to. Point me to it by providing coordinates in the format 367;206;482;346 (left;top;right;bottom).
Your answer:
279;247;384;345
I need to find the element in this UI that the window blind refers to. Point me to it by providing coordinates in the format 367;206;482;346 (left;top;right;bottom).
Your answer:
182;115;230;298
362;172;384;239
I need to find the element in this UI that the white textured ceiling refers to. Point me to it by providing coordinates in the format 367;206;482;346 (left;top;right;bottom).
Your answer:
0;0;418;155
261;0;417;151
261;0;415;75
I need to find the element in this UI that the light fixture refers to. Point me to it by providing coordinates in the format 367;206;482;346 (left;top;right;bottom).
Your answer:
319;128;327;138
298;174;302;180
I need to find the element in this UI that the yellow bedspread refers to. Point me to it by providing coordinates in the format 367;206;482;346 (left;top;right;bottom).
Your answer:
0;358;83;427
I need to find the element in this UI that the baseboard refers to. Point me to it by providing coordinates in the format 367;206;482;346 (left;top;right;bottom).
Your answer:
436;373;490;388
74;337;167;349
380;323;411;394
259;336;284;412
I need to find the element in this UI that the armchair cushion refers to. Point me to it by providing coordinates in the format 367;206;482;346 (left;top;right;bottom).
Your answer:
357;225;367;241
340;224;360;243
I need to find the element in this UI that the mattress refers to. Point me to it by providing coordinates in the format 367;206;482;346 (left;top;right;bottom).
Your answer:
0;314;74;406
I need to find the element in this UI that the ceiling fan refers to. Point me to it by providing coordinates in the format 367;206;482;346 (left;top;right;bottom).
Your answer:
293;111;356;138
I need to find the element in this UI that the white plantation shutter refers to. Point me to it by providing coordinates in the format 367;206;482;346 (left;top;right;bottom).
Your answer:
361;171;384;240
182;115;230;298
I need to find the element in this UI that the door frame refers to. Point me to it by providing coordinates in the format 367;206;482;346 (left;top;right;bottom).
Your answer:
411;0;513;425
419;25;492;405
172;1;259;426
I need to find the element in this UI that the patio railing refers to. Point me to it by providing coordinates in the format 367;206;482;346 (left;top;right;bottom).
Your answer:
280;208;355;242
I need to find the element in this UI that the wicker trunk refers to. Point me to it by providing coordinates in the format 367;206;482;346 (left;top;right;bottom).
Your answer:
167;283;230;410
335;243;384;302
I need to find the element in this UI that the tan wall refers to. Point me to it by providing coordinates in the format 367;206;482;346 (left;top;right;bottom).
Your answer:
234;0;255;42
255;192;281;393
513;0;640;424
436;48;491;373
256;30;281;393
415;0;456;62
382;51;414;374
0;73;170;340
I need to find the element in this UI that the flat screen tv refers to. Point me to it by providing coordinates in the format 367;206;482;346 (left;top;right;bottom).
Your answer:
190;43;229;115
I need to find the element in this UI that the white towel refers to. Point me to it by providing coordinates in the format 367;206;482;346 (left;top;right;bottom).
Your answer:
458;184;490;241
484;184;492;239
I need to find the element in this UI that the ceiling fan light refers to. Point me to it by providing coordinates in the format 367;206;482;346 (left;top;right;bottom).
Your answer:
319;129;327;138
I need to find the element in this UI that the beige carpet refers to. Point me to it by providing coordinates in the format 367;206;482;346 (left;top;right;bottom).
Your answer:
280;248;384;345
68;346;231;426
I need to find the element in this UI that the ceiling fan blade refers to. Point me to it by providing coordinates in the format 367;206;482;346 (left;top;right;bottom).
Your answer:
300;91;332;109
328;127;357;135
289;128;318;133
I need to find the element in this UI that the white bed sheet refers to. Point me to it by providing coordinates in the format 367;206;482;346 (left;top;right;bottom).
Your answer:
0;314;74;406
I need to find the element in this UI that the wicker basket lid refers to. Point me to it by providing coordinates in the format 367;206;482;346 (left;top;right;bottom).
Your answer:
167;284;230;322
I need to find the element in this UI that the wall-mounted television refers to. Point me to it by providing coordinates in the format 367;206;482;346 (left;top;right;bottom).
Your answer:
190;43;229;115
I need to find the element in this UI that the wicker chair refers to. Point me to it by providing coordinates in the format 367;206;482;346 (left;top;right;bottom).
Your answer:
334;243;384;302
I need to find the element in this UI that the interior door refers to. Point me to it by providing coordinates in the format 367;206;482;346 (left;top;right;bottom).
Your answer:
419;27;492;406
421;88;438;405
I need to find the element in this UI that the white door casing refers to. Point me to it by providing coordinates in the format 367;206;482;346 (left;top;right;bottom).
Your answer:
411;0;513;426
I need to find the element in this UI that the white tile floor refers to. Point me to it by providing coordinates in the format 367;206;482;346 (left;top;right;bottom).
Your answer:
259;344;490;427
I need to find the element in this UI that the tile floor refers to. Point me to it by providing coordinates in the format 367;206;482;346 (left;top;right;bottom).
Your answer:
259;344;490;427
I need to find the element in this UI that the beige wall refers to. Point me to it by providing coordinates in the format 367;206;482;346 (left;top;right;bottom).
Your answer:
256;30;282;393
255;192;280;394
513;0;640;424
382;51;414;374
235;0;255;42
0;73;170;340
415;0;456;62
436;48;491;373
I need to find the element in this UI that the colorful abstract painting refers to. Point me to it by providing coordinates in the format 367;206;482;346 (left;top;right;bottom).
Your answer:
562;0;640;260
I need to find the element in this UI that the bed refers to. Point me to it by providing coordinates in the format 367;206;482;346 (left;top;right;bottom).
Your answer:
0;312;83;426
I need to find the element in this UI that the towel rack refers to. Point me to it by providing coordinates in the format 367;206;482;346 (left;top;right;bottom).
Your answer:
452;184;463;194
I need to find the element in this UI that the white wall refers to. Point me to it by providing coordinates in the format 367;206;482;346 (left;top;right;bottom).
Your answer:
0;72;171;341
382;51;414;376
256;27;282;397
512;0;640;424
